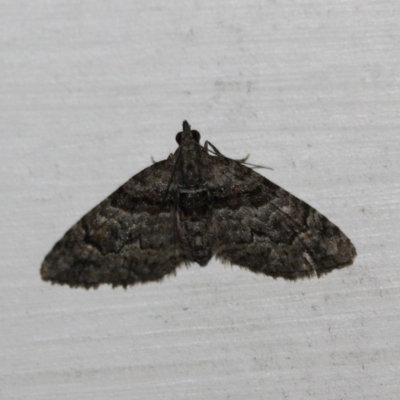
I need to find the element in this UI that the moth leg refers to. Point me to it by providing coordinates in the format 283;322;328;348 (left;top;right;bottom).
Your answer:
204;140;250;163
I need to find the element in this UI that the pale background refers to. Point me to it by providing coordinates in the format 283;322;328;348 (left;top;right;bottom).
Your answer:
1;1;399;399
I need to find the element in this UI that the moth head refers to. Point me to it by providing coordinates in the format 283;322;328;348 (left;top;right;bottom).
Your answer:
176;120;201;144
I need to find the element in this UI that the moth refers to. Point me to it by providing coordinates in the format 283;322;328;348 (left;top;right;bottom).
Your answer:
41;121;356;288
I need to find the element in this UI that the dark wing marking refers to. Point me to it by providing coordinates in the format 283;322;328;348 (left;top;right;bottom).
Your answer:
208;157;356;280
41;158;187;288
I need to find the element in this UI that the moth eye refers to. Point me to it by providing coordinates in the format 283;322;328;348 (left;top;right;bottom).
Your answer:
176;132;182;144
192;130;201;143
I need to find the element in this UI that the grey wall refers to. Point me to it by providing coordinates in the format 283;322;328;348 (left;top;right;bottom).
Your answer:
1;1;399;399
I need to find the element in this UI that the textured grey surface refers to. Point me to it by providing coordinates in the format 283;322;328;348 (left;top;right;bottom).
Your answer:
1;1;399;399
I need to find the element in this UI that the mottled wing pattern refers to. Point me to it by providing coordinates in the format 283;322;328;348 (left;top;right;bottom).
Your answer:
209;157;356;280
41;157;187;288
